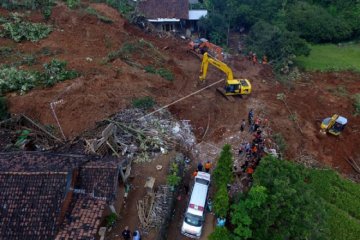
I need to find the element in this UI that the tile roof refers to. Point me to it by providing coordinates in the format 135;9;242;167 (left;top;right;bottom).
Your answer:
0;172;69;240
77;163;119;203
55;194;106;240
137;0;189;19
0;152;122;240
0;152;91;172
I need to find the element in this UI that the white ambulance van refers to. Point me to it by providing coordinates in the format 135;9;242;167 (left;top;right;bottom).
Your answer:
181;171;211;238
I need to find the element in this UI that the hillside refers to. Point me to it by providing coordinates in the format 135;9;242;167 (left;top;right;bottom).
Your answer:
0;2;360;239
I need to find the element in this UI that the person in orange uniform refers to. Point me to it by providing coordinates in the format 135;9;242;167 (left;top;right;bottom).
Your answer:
205;161;212;173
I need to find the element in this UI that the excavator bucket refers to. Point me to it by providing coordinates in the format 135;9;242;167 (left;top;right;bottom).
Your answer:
216;87;235;102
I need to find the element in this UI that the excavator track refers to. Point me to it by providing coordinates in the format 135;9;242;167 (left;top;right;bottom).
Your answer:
216;88;235;102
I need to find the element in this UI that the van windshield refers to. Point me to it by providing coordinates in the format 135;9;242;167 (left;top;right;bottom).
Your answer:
185;213;202;227
195;178;209;185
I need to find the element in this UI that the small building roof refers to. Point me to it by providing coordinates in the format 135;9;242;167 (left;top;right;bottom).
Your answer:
188;10;207;20
137;0;189;19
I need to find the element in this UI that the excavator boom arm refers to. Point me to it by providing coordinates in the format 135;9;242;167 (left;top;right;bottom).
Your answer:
199;53;234;81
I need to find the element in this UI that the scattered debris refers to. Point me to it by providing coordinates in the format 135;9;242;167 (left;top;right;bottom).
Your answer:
85;108;195;163
137;185;173;232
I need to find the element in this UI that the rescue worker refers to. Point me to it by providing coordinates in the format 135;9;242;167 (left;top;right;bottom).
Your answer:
240;119;246;132
252;53;257;65
197;162;203;171
192;169;198;177
122;226;131;240
205;161;212;173
262;55;268;64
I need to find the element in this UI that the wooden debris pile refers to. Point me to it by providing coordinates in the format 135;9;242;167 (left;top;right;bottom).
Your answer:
85;108;195;163
0;114;63;151
137;185;173;232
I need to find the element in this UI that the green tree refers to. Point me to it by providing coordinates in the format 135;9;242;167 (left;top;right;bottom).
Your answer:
213;184;229;218
245;20;310;72
286;2;353;43
209;226;233;240
231;156;328;240
231;186;267;239
213;144;233;187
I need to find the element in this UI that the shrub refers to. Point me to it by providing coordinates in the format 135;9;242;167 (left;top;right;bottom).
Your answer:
0;13;52;42
0;59;78;94
42;59;79;86
132;96;155;110
144;65;157;74
65;0;80;9
0;67;37;95
353;93;360;115
106;213;117;228
157;68;174;81
272;132;287;155
0;96;9;120
167;174;181;187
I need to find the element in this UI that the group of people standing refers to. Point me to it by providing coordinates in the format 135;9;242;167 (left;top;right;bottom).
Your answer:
247;51;268;65
193;160;212;177
237;109;268;175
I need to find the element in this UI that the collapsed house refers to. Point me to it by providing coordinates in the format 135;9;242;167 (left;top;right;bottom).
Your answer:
0;152;125;240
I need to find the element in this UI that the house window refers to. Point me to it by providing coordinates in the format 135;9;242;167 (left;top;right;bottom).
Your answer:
162;24;174;32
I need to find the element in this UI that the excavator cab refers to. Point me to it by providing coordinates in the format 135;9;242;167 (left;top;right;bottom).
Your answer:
320;114;347;136
225;79;251;95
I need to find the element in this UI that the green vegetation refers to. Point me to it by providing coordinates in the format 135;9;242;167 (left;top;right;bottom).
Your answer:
353;93;360;115
167;162;181;187
229;156;328;240
132;96;155;110
42;59;79;87
272;132;287;155
0;59;78;95
145;66;174;81
105;212;117;228
208;226;232;240
0;67;38;94
85;7;113;23
64;0;80;9
213;144;233;187
199;0;360;75
212;144;233;218
90;0;134;18
1;0;55;20
209;153;360;240
0;96;9;120
309;169;360;240
156;68;174;81
296;43;360;72
0;13;52;42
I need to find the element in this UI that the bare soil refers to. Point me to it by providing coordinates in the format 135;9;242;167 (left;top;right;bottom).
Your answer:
1;3;360;239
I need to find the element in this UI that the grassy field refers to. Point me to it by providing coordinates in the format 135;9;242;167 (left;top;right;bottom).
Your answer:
296;43;360;72
309;169;360;240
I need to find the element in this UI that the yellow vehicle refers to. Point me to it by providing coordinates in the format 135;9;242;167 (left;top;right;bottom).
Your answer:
199;52;251;101
320;114;348;136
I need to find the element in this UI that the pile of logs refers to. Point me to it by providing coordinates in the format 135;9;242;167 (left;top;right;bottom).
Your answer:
137;185;173;231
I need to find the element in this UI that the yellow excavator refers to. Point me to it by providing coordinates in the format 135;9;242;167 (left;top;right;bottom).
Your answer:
199;52;251;101
320;114;348;136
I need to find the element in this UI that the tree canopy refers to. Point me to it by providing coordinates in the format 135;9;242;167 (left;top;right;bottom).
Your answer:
230;156;328;239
